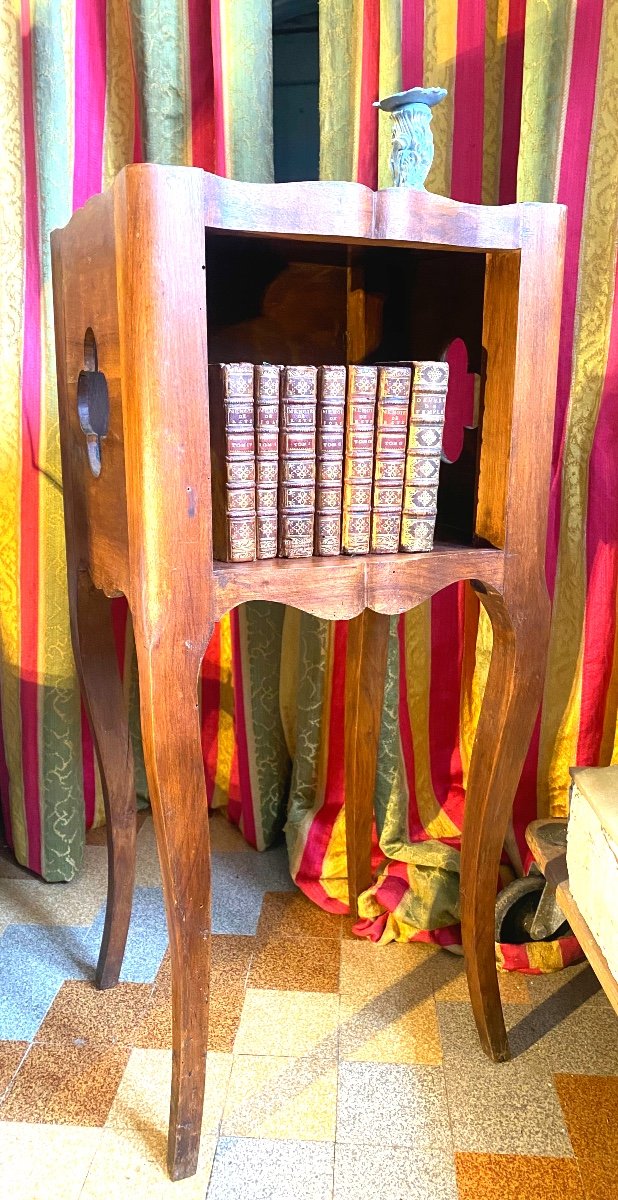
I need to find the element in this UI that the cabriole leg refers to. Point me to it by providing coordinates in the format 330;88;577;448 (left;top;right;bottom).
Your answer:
71;570;136;990
133;629;212;1181
460;584;549;1061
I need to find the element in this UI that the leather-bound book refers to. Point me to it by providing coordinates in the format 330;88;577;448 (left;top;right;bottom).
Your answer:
401;360;449;552
371;365;411;553
208;361;256;562
342;364;378;555
278;365;318;558
254;363;281;559
315;365;346;555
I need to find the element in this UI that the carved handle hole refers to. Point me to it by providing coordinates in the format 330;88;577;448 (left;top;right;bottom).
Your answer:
77;328;109;478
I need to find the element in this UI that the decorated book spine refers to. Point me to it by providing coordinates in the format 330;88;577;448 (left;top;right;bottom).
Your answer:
371;365;411;553
254;364;281;559
400;360;449;552
315;365;346;555
342;364;378;555
278;365;318;558
208;361;256;562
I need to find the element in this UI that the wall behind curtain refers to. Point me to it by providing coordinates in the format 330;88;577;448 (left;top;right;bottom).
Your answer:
0;0;273;880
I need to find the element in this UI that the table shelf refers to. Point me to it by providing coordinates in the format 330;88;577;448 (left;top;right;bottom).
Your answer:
212;542;504;621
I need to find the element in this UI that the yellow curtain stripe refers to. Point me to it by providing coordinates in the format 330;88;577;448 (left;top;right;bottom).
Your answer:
424;0;457;198
351;0;365;182
103;0;135;188
0;0;26;860
377;0;401;188
404;606;459;839
213;612;235;807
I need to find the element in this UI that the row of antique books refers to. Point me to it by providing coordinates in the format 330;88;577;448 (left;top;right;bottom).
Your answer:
208;359;449;562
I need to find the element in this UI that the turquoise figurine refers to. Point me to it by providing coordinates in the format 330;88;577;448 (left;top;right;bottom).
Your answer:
374;86;447;189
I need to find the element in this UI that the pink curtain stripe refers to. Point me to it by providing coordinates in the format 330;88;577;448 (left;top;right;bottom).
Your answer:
72;0;107;210
576;256;618;764
546;0;603;596
210;0;227;177
357;0;380;188
73;0;107;829
450;0;485;202
401;0;424;89
201;625;221;808
188;0;216;169
19;0;43;874
498;0;526;205
428;585;466;823
230;609;257;848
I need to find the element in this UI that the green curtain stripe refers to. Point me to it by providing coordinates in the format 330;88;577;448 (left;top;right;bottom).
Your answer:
517;0;574;203
239;602;291;849
34;1;84;880
284;613;330;873
127;0;190;164
220;0;273;181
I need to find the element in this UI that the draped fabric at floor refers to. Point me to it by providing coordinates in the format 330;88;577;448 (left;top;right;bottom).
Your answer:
1;2;618;967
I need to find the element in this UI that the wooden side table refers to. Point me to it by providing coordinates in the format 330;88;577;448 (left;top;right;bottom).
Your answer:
51;166;565;1180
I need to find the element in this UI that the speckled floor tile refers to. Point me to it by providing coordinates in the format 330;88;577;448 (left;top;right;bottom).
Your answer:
80;1128;217;1200
85;811;148;847
554;1074;618;1161
135;936;253;1052
0;921;97;1040
0;843;30;878
0;846;108;936
256;893;342;941
135;975;246;1053
431;950;529;1004
35;979;153;1047
105;1049;232;1150
577;1157;618;1200
221;1053;337;1141
0;1122;102;1200
153;935;255;993
455;1153;585;1199
338;989;442;1064
334;1144;458;1200
0;1043;129;1126
233;988;340;1058
211;850;295;936
520;1000;618;1075
209;813;249;853
0;1042;28;1098
206;1137;335;1200
438;1004;572;1156
525;963;609;1010
336;1061;452;1149
133;818;163;887
339;939;436;999
248;936;340;992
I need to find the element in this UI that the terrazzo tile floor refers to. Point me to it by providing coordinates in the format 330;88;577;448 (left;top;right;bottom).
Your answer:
0;811;617;1199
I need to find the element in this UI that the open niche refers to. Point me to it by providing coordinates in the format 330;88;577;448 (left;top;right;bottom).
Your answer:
204;228;492;550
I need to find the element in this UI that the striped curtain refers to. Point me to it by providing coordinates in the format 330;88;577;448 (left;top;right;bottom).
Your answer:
3;0;618;956
0;0;272;880
282;0;617;946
